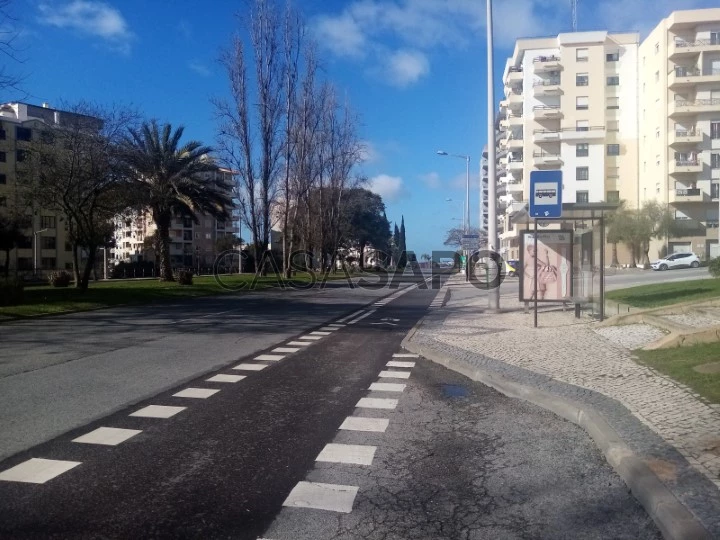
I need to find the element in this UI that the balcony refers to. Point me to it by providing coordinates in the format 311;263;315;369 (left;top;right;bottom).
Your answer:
507;66;523;83
669;67;720;88
669;159;703;175
508;92;523;108
533;129;561;142
533;55;562;72
669;128;703;146
507;137;523;150
672;218;706;237
669;38;720;60
669;188;707;203
533;79;562;95
533;105;563;120
508;156;524;171
507;181;524;194
533;152;563;167
669;98;720;116
506;113;523;127
560;126;606;141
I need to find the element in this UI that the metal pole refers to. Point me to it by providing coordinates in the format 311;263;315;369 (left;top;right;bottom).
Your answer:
465;155;470;282
487;0;499;310
33;232;37;276
534;220;538;328
600;215;605;321
103;248;107;280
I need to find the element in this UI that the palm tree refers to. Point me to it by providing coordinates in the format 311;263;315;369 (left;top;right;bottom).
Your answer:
120;121;233;281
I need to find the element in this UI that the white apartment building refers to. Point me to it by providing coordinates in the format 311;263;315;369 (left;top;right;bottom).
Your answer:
497;31;640;260
639;8;720;260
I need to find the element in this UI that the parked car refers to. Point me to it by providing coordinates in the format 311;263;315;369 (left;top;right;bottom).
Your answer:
650;252;700;271
505;259;520;277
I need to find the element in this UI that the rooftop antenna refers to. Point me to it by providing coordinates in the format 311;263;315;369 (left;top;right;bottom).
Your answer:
571;0;578;32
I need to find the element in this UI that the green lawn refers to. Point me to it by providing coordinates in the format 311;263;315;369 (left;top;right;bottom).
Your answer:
0;272;350;319
634;343;720;404
606;278;720;308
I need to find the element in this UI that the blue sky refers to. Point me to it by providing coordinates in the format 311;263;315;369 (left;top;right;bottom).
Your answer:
7;0;718;256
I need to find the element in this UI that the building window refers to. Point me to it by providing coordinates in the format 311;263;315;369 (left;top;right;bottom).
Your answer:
607;97;619;109
711;121;720;140
607;144;620;156
606;52;619;62
65;242;72;252
607;120;619;132
0;128;5;140
576;191;589;203
40;236;56;250
576;120;589;131
713;183;720;199
16;149;26;162
576;96;589;110
576;73;589;86
40;215;56;229
15;127;31;141
607;76;619;86
576;144;589;157
205;233;212;239
712;153;720;169
576;48;588;62
41;257;56;269
576;166;589;180
0;151;5;162
607;191;620;202
0;174;5;184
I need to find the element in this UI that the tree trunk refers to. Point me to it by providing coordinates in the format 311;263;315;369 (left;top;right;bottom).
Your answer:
72;244;81;287
611;243;619;267
3;248;9;278
359;243;365;270
79;246;97;291
157;214;174;282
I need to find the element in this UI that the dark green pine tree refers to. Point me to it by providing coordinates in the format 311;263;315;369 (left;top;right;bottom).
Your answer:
393;223;400;266
398;216;407;269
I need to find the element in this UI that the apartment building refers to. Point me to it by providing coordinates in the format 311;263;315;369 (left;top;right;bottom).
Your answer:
112;168;239;270
496;31;640;260
0;102;97;274
639;8;720;260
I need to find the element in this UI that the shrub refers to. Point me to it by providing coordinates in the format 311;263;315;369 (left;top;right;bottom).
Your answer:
0;278;24;306
48;271;72;288
175;270;193;285
708;257;720;277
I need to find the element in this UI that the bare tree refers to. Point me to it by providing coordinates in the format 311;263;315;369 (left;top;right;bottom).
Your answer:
0;0;26;99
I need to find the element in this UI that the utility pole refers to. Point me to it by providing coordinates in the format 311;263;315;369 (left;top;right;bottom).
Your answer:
487;0;499;310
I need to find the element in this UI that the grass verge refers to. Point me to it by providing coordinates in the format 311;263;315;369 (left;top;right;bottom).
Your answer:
634;343;720;404
0;272;351;320
606;277;720;308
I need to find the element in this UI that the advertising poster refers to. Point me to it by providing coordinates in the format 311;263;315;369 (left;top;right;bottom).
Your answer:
520;231;573;302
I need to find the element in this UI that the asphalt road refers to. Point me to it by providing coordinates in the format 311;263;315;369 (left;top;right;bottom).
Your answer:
0;275;660;539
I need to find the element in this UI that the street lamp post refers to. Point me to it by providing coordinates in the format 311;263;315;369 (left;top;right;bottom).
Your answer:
486;0;500;310
438;151;471;281
33;228;48;277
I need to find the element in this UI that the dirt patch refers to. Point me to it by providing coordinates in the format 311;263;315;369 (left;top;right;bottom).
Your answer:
693;362;720;375
646;458;678;482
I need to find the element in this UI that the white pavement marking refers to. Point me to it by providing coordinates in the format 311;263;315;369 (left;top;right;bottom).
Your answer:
173;388;220;399
0;458;81;484
369;382;406;392
356;397;398;410
233;363;268;371
255;354;286;361
392;353;419;358
387;361;416;368
378;370;411;379
206;374;246;383
316;443;376;466
310;331;331;336
272;347;300;353
320;327;339;331
72;427;142;446
298;336;322;341
328;323;346;327
287;341;311;346
337;310;365;323
339;416;389;432
347;309;376;325
283;481;359;513
130;405;186;419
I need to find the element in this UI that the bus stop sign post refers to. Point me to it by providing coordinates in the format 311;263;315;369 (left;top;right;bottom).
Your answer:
529;170;562;219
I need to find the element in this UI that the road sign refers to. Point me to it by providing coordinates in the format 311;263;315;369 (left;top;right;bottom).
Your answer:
529;170;562;219
461;233;480;250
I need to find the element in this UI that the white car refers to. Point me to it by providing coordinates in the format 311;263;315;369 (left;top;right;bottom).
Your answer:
650;252;700;271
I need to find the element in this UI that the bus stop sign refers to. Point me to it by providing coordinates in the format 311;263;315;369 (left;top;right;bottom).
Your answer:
529;170;562;218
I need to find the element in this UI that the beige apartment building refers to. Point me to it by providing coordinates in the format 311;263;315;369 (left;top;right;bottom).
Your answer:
639;8;720;260
497;31;640;260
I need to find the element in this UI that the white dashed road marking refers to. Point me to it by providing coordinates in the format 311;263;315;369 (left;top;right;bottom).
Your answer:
233;363;268;371
392;353;419;358
337;310;364;323
386;361;416;368
72;427;142;446
206;374;246;383
310;331;331;336
0;458;81;484
339;417;389;432
283;481;359;513
328;323;346;327
173;388;220;399
378;370;411;379
130;405;186;419
316;443;376;466
369;382;406;392
287;341;311;346
320;327;339;331
347;309;376;325
356;397;398;410
255;354;286;361
272;347;300;353
298;336;322;341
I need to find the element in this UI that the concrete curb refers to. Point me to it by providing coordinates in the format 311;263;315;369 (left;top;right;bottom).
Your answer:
400;317;711;540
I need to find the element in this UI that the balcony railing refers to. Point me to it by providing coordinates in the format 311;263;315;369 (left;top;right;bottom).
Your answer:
533;105;561;111
674;67;720;77
675;160;700;167
533;55;560;63
533;152;561;159
675;188;701;196
675;98;720;107
508;66;522;73
675;128;698;136
674;38;720;48
533;79;561;87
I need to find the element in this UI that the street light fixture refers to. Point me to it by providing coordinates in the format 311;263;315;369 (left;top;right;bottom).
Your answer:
33;228;48;276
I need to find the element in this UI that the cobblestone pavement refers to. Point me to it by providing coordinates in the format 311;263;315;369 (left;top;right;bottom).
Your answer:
413;275;720;535
661;312;720;328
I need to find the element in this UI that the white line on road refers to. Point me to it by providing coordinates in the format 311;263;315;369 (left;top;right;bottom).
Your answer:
206;374;246;383
297;336;322;341
320;327;339;331
286;341;311;346
316;443;377;466
369;382;406;392
233;363;268;371
130;405;186;419
386;361;415;368
72;427;142;446
283;481;358;513
272;347;300;353
0;458;82;484
339;417;389;433
356;397;398;410
392;353;419;358
378;370;411;379
337;310;365;323
347;309;376;325
255;354;286;361
310;331;331;336
173;388;220;399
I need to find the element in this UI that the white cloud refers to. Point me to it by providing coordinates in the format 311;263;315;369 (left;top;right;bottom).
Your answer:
421;172;441;189
38;1;133;53
385;49;429;87
189;61;211;77
359;140;381;163
313;12;367;58
368;174;408;202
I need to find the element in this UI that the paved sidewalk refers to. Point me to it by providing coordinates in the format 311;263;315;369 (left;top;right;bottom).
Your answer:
406;274;720;539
